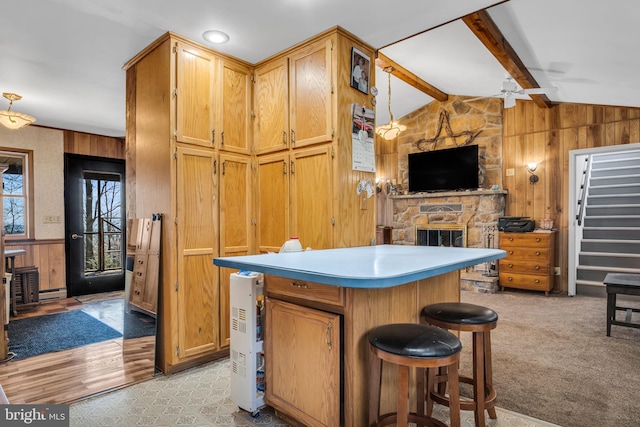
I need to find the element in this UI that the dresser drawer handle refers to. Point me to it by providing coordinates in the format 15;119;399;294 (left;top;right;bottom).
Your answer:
535;265;540;270
534;279;540;283
508;237;514;241
508;263;513;268
535;237;541;242
508;250;514;255
290;281;308;289
535;251;541;256
507;276;513;281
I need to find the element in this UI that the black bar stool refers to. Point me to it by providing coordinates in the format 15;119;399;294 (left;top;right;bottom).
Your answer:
368;323;462;427
421;302;498;427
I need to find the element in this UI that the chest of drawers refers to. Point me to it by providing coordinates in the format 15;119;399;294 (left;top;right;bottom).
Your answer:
499;231;556;296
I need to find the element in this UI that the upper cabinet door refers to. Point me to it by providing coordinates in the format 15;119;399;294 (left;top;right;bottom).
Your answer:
289;37;334;149
175;41;216;147
290;145;333;250
254;58;290;155
218;59;252;154
256;152;290;253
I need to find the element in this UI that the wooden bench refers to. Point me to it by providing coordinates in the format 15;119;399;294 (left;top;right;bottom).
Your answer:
603;273;640;336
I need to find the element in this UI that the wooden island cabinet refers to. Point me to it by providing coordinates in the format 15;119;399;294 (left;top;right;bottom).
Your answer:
215;245;506;427
125;27;376;373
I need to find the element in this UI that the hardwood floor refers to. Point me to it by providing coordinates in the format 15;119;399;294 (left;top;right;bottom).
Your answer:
0;295;156;404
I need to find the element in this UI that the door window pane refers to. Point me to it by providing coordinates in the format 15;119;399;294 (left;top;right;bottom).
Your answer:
82;172;123;274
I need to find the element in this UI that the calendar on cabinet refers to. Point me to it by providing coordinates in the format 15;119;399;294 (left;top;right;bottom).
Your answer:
351;103;376;172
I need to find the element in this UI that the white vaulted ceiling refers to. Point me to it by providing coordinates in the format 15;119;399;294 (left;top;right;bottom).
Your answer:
1;0;639;137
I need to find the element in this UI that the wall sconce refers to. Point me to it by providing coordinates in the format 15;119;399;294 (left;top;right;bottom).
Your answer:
527;162;539;184
375;177;383;193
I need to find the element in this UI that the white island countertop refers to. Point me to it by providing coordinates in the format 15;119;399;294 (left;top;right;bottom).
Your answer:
213;245;505;289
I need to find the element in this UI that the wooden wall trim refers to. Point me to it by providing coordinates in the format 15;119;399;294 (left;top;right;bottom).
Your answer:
5;239;66;292
6;238;64;246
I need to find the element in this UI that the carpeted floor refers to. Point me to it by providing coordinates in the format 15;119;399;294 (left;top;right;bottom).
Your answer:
460;289;640;427
7;310;123;360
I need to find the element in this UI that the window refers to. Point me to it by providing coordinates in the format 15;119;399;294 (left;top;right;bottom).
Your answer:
0;150;31;238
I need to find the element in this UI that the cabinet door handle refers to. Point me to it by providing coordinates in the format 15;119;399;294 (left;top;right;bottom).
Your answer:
221;131;225;146
290;281;308;289
211;129;215;143
325;322;333;349
283;130;287;145
291;129;296;144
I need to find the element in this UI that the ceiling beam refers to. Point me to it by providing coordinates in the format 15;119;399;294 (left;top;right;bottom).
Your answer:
375;52;448;102
462;9;554;109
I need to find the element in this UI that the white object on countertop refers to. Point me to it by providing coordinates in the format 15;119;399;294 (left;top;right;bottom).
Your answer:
279;237;302;253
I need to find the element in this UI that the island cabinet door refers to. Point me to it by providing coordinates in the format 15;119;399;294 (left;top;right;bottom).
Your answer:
265;298;340;427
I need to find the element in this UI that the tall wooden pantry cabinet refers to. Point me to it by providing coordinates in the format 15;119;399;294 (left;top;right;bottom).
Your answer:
254;27;376;253
124;33;253;373
125;27;376;374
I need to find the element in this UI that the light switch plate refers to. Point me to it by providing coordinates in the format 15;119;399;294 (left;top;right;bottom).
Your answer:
43;215;61;223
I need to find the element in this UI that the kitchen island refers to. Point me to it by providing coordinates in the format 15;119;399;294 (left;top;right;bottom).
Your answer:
214;245;505;426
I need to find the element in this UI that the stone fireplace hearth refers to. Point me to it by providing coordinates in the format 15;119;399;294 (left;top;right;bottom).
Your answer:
391;189;506;293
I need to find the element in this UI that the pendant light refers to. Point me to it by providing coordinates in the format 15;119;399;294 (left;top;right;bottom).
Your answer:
0;93;36;130
376;67;406;140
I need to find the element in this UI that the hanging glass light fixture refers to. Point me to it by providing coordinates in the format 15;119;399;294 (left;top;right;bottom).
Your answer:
376;67;406;140
0;93;36;130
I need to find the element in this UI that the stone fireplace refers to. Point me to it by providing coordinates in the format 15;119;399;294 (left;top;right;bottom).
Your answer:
391;189;506;292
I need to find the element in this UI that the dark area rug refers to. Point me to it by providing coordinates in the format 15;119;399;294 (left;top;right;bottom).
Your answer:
124;309;156;339
8;310;123;360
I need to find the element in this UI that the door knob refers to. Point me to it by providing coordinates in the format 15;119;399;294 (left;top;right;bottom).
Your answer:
71;233;84;240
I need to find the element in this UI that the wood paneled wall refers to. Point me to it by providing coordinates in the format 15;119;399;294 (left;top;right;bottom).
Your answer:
502;101;640;293
377;99;640;294
15;130;125;297
64;130;125;159
5;239;65;296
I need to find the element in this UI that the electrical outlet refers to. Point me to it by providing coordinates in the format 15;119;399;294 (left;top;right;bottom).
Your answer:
554;267;561;276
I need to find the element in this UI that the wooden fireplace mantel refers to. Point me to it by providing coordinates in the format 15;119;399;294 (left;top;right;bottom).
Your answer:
390;189;508;199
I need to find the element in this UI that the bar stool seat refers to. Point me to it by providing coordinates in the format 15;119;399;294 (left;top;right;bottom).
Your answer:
421;302;498;427
368;323;462;427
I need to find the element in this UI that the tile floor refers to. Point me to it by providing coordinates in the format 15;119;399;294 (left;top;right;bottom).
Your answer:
70;357;560;427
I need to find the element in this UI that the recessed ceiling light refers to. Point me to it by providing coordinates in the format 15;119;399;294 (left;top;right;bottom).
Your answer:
203;30;230;44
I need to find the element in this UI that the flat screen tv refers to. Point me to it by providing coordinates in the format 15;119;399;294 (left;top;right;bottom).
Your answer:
408;145;479;193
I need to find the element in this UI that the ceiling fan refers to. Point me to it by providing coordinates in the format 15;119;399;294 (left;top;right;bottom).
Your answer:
467;76;556;108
